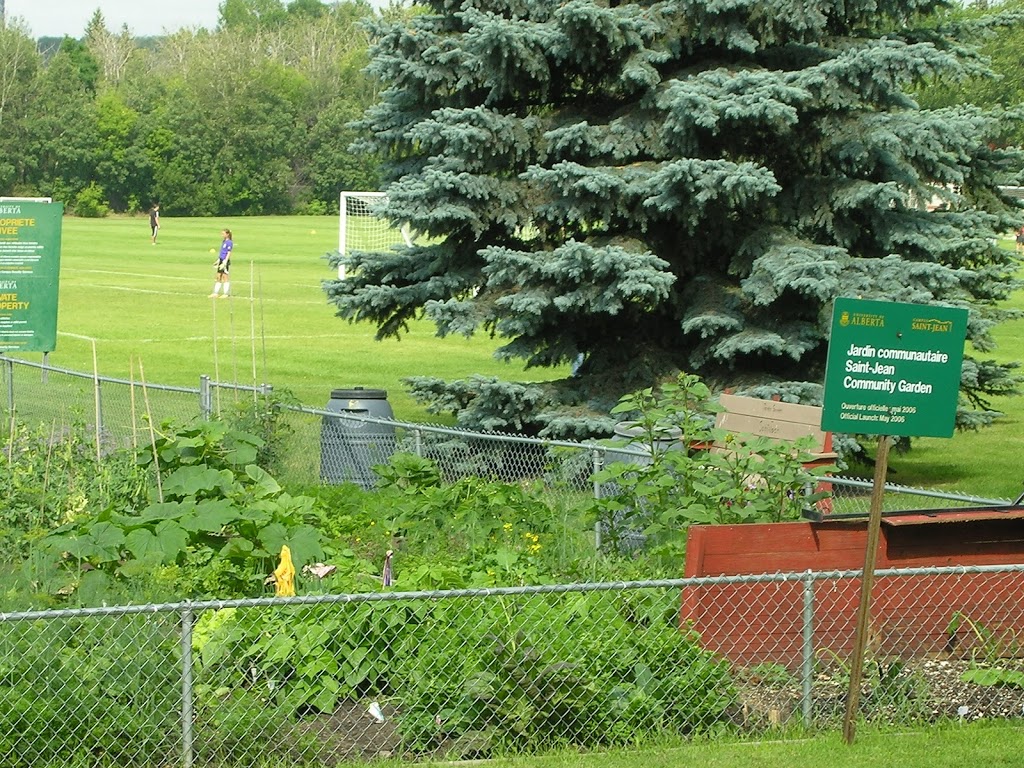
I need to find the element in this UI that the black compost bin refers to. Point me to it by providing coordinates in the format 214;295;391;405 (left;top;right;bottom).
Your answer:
604;421;683;468
320;387;397;488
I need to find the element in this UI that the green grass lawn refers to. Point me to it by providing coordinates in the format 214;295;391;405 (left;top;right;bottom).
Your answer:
481;722;1024;768
25;214;566;421
859;244;1024;500
10;216;1024;498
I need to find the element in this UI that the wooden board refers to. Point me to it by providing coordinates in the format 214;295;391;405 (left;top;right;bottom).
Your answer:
716;393;834;456
681;514;1024;668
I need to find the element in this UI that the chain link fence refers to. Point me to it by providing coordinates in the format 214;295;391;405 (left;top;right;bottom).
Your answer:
0;355;1008;515
2;566;1023;766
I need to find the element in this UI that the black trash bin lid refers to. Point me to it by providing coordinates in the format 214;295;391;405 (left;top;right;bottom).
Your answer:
330;387;388;400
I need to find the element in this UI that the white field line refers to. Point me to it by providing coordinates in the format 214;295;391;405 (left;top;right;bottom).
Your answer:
141;334;349;343
67;282;326;301
59;331;348;344
66;268;326;293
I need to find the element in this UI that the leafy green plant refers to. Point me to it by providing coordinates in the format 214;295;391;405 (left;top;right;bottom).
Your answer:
947;612;1024;688
222;388;300;477
392;590;736;756
372;451;442;493
0;419;149;562
196;601;417;717
39;420;327;599
369;453;568;584
591;373;832;565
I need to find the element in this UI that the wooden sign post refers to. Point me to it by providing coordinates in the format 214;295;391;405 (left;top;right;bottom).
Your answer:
821;298;968;744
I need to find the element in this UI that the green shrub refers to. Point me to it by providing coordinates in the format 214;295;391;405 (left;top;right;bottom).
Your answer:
73;183;110;218
0;420;149;562
39;420;328;600
591;373;832;566
0;616;180;766
392;590;736;756
0;612;315;767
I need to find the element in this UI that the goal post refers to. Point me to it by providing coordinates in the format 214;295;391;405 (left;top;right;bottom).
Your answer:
337;191;414;279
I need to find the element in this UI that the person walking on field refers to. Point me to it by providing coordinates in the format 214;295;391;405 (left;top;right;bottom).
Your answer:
209;229;233;297
1016;226;1024;254
149;204;160;244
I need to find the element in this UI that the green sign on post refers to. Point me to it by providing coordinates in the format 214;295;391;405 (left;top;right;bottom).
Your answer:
822;297;969;745
0;200;63;353
822;298;968;438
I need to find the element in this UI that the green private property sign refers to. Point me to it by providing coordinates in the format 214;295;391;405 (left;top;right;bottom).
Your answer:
822;298;968;438
0;200;63;352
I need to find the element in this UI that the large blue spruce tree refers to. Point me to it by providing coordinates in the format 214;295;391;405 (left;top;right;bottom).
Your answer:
325;0;1024;438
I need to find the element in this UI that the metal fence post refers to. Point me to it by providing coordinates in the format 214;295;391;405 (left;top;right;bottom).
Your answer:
93;377;103;461
181;604;195;768
199;375;212;420
414;427;423;458
592;447;604;555
800;569;815;727
3;356;12;414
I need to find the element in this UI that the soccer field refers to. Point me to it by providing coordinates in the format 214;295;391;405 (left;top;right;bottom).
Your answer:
11;214;1024;498
23;214;561;420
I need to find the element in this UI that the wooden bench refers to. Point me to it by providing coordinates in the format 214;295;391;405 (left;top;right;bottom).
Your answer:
714;393;837;515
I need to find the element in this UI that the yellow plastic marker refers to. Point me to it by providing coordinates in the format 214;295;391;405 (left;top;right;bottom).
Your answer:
274;545;296;597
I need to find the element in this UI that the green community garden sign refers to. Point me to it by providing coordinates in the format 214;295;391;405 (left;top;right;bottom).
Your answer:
0;199;63;353
822;297;969;439
821;296;969;744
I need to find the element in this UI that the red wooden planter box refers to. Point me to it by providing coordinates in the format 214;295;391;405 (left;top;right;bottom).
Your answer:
681;508;1024;668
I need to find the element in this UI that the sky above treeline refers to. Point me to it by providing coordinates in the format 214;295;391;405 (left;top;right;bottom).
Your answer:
9;0;392;39
9;0;222;38
10;0;229;38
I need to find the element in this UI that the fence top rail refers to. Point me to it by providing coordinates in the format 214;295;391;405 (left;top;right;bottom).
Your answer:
5;563;1024;622
1;354;200;395
296;403;648;455
829;475;1008;506
2;354;273;396
3;354;1011;501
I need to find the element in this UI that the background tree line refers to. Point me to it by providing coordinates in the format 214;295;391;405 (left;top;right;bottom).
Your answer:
0;0;396;216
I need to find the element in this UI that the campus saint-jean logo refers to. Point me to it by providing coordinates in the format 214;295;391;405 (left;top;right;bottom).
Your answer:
911;318;954;333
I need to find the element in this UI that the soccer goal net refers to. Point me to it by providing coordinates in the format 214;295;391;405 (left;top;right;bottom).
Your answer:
337;191;415;279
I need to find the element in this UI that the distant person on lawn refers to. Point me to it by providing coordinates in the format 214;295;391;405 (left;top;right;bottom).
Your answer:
210;229;233;298
1017;226;1024;254
149;203;160;244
